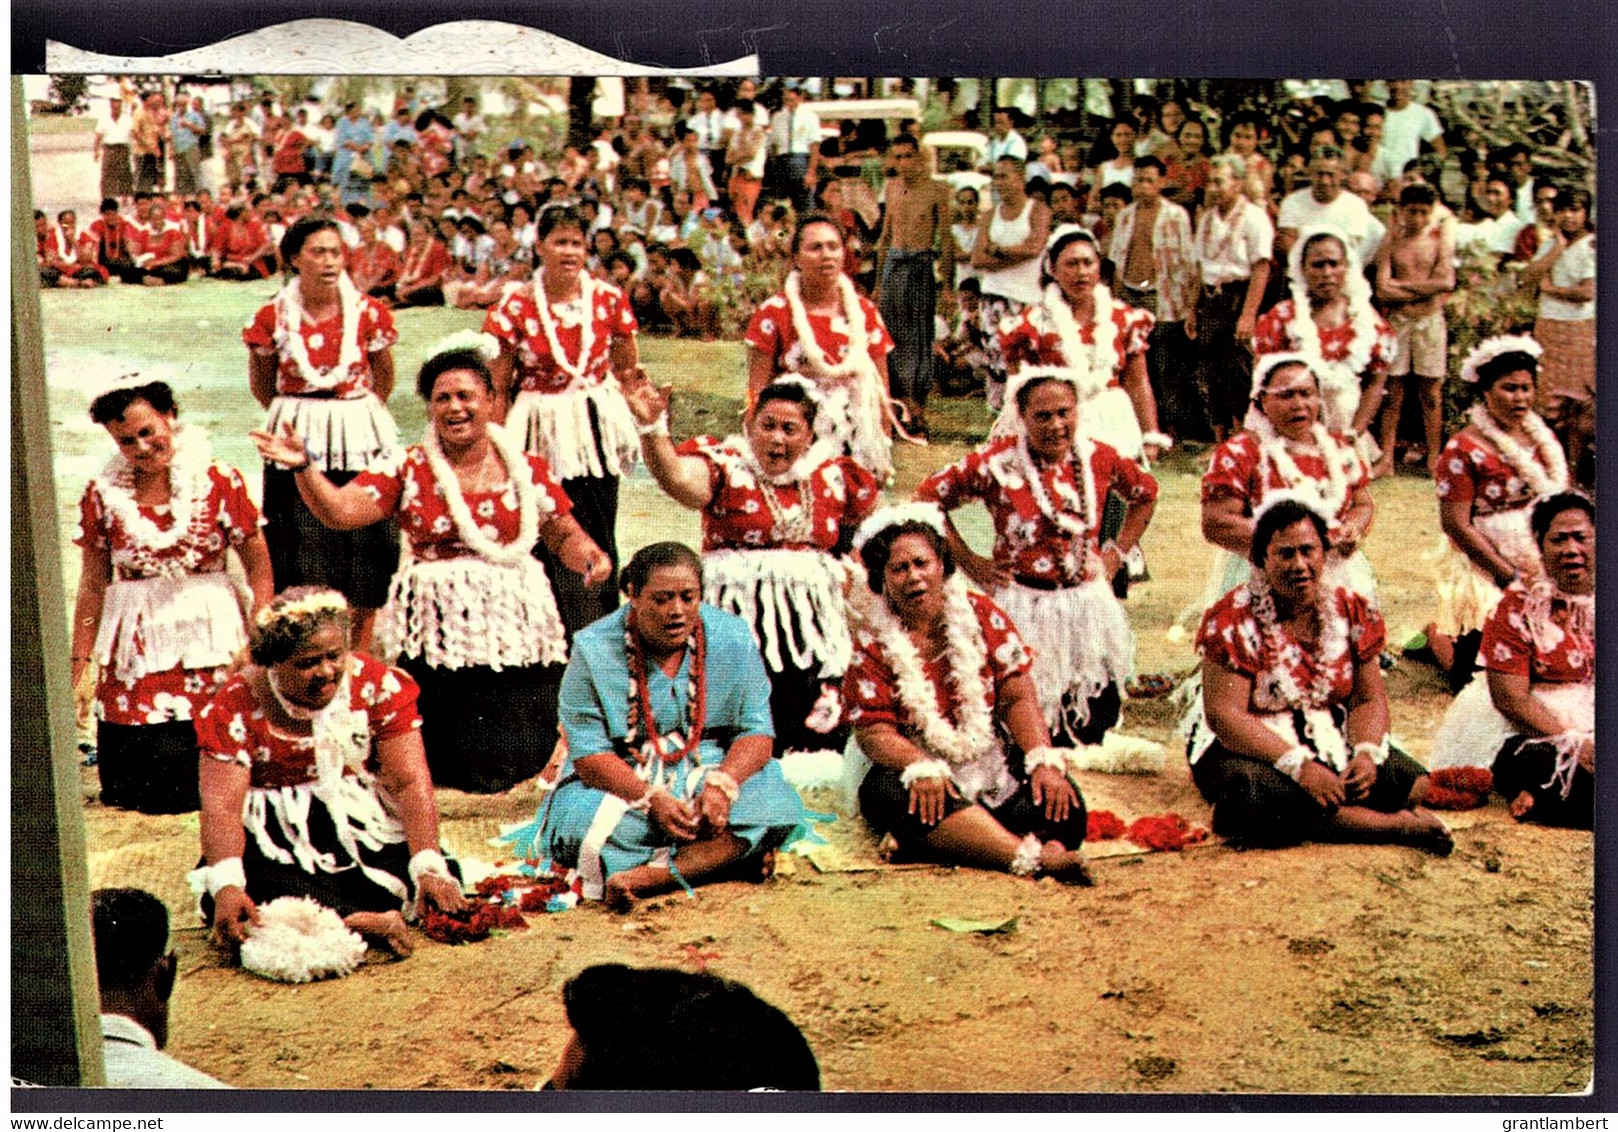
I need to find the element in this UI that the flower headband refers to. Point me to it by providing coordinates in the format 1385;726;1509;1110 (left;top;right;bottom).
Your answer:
1040;223;1101;278
1249;350;1320;405
1250;488;1334;529
1459;334;1542;385
851;502;947;555
424;329;500;364
254;589;350;629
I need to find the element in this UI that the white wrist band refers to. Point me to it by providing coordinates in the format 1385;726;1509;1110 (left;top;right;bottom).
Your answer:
703;769;741;802
1008;833;1043;877
899;759;952;788
1353;738;1390;766
407;849;453;886
1142;430;1173;451
636;414;670;437
205;857;247;898
1274;746;1311;783
1023;746;1067;775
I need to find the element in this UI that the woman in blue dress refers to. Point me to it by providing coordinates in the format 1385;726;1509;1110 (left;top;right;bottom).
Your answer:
332;102;375;207
503;542;807;911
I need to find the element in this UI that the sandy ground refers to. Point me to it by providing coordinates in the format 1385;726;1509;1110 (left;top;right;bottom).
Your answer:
29;118;1593;1095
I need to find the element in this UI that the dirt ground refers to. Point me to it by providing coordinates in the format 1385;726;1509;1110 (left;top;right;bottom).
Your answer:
30;118;1592;1096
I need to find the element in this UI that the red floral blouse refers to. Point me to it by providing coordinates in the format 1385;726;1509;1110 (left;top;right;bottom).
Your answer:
997;300;1154;380
1481;581;1594;686
196;653;421;790
844;592;1033;731
744;291;894;375
1196;584;1385;714
676;437;881;552
1201;431;1369;527
1253;299;1394;377
242;294;399;397
916;435;1157;586
1434;431;1553;518
352;446;572;561
481;279;637;394
76;462;262;725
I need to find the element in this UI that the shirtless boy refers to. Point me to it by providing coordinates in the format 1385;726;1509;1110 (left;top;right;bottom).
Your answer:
1374;182;1454;475
875;133;954;436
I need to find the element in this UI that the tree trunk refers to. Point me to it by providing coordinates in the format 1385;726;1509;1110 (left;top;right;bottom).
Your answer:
567;77;595;151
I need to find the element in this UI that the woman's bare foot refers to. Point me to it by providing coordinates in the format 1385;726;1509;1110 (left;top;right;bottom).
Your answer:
1426;626;1455;673
1509;790;1536;821
1369;455;1395;480
603;866;669;914
1038;840;1095;886
344;910;413;958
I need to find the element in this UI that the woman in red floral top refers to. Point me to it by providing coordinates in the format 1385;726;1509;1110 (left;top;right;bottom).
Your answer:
1423;336;1569;690
843;506;1093;883
244;217;401;650
626;375;880;775
252;336;610;793
192;587;467;957
1190;497;1450;852
71;377;273;814
917;367;1157;748
1430;493;1593;828
483;204;642;635
744;214;898;481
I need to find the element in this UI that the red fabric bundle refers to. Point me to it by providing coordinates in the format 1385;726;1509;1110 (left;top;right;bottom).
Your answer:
420;900;529;944
1126;813;1210;852
1087;810;1128;841
1424;765;1494;810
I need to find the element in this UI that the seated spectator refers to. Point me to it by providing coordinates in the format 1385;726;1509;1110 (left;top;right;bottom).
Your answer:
127;195;191;286
630;242;674;332
212;204;275;280
57;209;108;286
35;209;72;288
933;276;990;396
348;213;402;301
660;246;718;339
543;964;819;1091
395;216;452;307
92;887;229;1089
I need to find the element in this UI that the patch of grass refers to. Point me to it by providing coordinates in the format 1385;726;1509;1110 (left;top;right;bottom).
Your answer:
27;114;97;136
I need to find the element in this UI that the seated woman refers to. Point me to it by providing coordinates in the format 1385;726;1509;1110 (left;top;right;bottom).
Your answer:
1188;496;1452;853
627;374;881;778
191;588;467;956
1429;492;1593;829
499;543;808;912
916;366;1157;749
844;505;1093;884
250;334;610;794
1201;351;1375;602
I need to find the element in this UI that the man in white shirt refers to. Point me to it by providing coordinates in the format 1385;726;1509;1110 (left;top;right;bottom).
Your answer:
94;888;229;1089
1275;146;1379;263
767;81;820;210
452;96;486;162
1185;154;1274;441
93;97;135;203
984;108;1029;168
1370;80;1446;186
686;88;729;196
1456;174;1527;260
1496;143;1537;222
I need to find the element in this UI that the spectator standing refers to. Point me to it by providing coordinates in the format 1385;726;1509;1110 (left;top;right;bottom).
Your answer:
768;82;821;211
218;103;261;190
170;96;208;196
1370;81;1445;187
94;96;135;203
1275;146;1380;263
131;92;168;195
971;157;1051;410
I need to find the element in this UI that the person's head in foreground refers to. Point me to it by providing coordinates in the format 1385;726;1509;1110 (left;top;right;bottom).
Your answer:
93;887;177;1047
544;964;819;1090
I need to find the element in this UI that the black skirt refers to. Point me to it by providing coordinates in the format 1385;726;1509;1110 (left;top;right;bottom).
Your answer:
398;656;564;794
262;464;399;609
859;763;1089;858
96;719;201;814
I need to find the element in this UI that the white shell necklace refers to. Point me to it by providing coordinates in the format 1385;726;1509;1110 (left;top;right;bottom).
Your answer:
421;420;542;565
531;267;596;386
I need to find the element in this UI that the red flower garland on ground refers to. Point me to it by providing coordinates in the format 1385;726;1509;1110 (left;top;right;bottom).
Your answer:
1423;766;1494;810
1126;813;1210;852
1087;810;1128;841
420;901;528;944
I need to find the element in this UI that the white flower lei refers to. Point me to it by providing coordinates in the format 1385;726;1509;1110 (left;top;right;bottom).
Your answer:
530;266;596;386
1467;403;1568;498
421;420;541;566
783;270;878;387
1016;430;1095;543
1249;416;1352;522
1041;280;1119;399
723;434;818;543
267;662;372;780
274;272;365;391
1247;575;1351;713
1280;231;1378;412
91;423;214;578
1519;577;1594;671
867;574;994;768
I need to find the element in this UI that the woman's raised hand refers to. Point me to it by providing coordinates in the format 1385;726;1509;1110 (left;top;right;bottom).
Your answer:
249;421;309;469
621;366;672;426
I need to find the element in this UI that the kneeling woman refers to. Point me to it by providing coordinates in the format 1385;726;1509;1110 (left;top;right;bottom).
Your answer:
251;335;611;793
844;506;1093;883
1430;492;1593;828
192;588;467;954
1188;497;1451;853
916;367;1157;747
501;543;808;911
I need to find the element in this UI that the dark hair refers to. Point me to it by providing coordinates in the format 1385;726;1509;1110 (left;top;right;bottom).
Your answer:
90;380;177;425
279;215;341;265
1040;226;1102;287
1311;144;1346;164
1531;491;1594;545
1474;350;1539;392
753;380;819;429
1048;182;1079;200
101;197;119;213
1099;182;1134;204
92;888;169;996
556;965;819;1091
1250;499;1330;568
249;586;352;667
1132;154;1167;176
621;542;704;595
1398;182;1437;207
536;204;588;242
668;246;702;273
790;212;844;256
604;251;636;276
1498;141;1531;163
1014;374;1079;415
958;276;982;296
1225;110;1265;135
859;521;955;595
1555;186;1593;220
417;348;496;401
33;208;44;221
887;133;919;153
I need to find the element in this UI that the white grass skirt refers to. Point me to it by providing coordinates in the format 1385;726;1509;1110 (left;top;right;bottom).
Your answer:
704;547;852;676
375;555;568;671
265;393;398;472
509;380;640;481
1429;508;1540;637
94;572;249;683
996;576;1132;740
1429;676;1593;770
